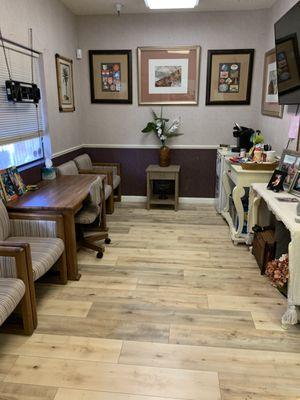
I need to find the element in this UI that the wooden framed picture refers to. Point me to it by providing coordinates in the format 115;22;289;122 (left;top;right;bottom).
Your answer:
261;48;284;118
206;49;254;105
137;46;200;105
55;54;75;112
279;149;300;189
289;170;300;197
89;50;132;104
267;169;287;192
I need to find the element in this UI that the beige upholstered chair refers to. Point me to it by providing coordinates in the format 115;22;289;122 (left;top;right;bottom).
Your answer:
75;176;110;259
74;154;121;214
0;199;67;328
0;245;34;335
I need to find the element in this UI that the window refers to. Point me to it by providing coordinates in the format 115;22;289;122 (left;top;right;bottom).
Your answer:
0;39;45;169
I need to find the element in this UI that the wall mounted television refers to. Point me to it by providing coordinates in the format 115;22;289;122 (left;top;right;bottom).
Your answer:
274;1;300;105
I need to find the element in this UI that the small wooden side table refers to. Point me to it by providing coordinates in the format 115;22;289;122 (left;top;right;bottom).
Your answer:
146;164;180;211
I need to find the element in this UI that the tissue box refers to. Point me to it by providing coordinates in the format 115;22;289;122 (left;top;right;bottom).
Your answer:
42;167;56;180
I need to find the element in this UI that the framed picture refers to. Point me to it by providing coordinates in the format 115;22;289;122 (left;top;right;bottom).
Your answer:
267;169;287;192
55;54;75;112
137;46;200;105
261;49;284;118
206;49;254;105
89;50;132;104
279;149;300;189
289;170;300;197
276;34;300;96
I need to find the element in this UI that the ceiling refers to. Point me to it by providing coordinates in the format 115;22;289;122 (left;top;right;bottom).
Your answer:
61;0;277;16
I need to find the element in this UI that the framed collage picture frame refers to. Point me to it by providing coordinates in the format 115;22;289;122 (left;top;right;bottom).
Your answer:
55;54;75;112
290;170;300;197
261;48;284;118
206;49;254;105
279;149;300;189
137;46;200;105
89;50;132;104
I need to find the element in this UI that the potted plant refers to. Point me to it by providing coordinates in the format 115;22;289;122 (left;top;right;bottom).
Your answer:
141;108;183;167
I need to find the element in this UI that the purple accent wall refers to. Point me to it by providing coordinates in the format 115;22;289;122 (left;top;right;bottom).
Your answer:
20;147;217;198
85;148;217;198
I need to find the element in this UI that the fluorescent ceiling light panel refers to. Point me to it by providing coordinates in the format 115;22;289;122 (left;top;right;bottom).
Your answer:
145;0;199;9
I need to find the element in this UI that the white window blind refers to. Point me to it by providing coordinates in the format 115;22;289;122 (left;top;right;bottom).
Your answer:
0;42;44;146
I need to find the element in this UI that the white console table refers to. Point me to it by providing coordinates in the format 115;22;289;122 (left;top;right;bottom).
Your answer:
248;183;300;326
221;160;274;244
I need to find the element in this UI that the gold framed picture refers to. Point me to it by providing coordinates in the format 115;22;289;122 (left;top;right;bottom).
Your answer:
261;48;284;118
206;49;254;105
55;54;75;112
137;46;200;105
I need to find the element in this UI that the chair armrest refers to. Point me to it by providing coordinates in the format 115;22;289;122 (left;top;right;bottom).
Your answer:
8;213;65;241
92;162;120;176
0;244;33;281
79;169;113;188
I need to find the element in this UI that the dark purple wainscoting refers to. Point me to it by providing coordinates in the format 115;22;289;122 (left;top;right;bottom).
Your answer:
85;148;217;198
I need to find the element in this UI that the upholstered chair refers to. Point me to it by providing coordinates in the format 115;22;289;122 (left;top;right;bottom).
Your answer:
0;199;67;328
75;175;110;258
74;154;121;214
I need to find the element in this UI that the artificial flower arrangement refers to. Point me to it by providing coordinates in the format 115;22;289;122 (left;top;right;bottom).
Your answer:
266;254;289;288
141;108;183;147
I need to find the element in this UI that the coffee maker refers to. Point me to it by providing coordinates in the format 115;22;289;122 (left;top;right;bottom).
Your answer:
232;122;254;152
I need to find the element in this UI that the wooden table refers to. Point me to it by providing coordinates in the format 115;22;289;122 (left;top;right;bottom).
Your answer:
146;165;180;211
7;175;98;281
221;160;274;244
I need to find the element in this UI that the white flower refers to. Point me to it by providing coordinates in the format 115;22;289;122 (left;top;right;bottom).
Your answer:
156;121;162;128
161;135;166;141
157;128;162;134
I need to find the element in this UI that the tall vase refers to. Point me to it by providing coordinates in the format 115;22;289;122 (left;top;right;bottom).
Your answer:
159;145;170;167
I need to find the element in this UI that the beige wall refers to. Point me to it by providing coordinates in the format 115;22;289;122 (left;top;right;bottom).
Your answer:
0;0;81;155
258;0;299;152
77;10;268;148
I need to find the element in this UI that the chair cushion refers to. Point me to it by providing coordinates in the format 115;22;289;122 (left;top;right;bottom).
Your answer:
0;278;25;326
56;161;79;176
104;184;112;200
74;154;93;170
75;204;99;225
113;174;121;190
6;237;64;281
0;199;10;241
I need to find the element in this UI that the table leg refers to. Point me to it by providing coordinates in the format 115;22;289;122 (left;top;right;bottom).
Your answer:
175;174;179;211
146;173;150;210
63;210;81;281
247;188;261;244
232;185;246;238
222;171;231;213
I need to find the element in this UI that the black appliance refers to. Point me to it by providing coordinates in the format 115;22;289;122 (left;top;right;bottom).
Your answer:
232;122;254;152
274;1;300;104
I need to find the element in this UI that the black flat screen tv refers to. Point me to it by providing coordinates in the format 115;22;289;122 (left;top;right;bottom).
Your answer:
274;1;300;104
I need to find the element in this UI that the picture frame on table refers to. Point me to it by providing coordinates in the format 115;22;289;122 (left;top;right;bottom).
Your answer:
289;170;300;197
55;54;75;112
261;48;284;118
279;149;300;189
267;169;287;192
89;50;132;104
206;49;254;105
137;46;200;105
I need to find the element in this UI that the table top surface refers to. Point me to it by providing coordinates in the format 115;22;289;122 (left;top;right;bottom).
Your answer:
146;164;180;173
252;183;300;233
7;175;98;212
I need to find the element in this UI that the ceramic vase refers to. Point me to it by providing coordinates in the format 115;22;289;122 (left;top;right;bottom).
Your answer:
159;145;170;167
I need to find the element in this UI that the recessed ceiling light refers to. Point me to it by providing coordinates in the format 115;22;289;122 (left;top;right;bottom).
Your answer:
145;0;199;10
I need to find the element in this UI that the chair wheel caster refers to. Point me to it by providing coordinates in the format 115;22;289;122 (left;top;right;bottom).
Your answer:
97;251;103;259
105;238;111;244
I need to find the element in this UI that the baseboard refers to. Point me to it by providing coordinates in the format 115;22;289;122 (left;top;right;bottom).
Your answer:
122;195;214;204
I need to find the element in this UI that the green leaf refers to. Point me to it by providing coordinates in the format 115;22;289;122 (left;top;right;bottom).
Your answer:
152;109;158;120
142;122;156;133
166;133;183;138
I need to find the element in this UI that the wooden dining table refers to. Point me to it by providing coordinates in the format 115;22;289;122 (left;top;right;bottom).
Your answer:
6;175;98;280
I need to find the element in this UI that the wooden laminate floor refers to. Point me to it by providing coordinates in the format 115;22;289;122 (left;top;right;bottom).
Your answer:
1;203;300;400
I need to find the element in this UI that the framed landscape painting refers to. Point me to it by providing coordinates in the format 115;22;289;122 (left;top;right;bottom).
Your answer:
206;49;254;105
137;46;200;105
89;50;132;104
55;54;75;112
261;48;284;118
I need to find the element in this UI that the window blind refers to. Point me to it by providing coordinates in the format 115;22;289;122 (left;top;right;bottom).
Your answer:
0;42;44;145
